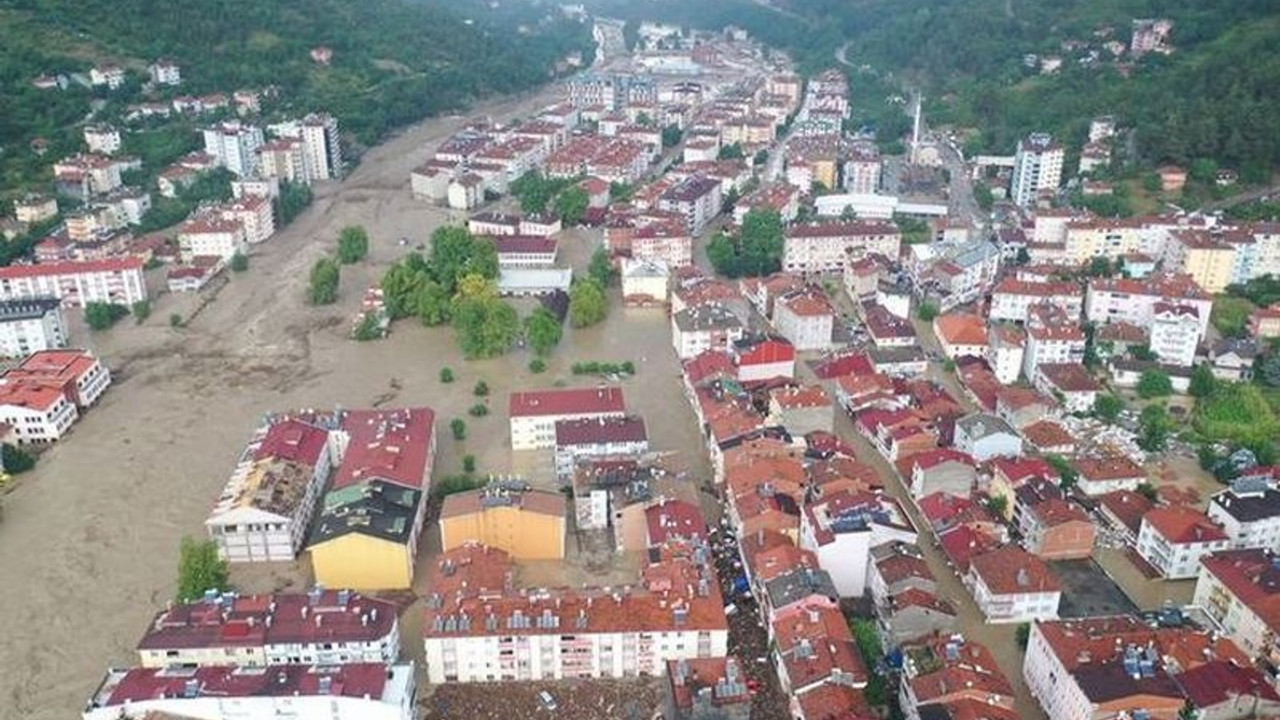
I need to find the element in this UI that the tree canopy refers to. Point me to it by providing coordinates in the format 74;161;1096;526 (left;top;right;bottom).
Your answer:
336;225;369;264
707;209;784;278
307;257;340;305
569;278;609;328
176;536;229;602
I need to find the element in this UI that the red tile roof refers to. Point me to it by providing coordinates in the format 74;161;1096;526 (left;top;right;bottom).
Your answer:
0;256;143;279
934;313;988;347
1199;549;1280;631
1097;490;1155;536
99;663;391;706
509;386;626;418
1177;659;1280;708
554;415;647;446
645;499;708;546
1143;505;1228;544
772;602;867;690
331;408;435;491
254;419;330;466
969;546;1061;594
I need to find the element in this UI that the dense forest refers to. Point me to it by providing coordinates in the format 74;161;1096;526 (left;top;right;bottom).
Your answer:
590;0;1280;178
0;0;593;192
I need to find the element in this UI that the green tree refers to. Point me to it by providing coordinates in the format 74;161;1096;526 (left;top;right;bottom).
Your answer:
462;454;477;473
717;143;745;160
609;182;635;203
737;209;784;276
414;279;452;326
974;184;994;210
1093;394;1124;422
336;225;369;264
230;252;249;272
589;247;615;287
450;418;467;440
1137;370;1174;399
176;536;230;602
468;403;489;417
1138;403;1174;451
307;257;340;305
1046;454;1079;489
131;299;151;323
569;278;608;328
529;358;547;373
661;125;682;147
1;443;36;474
1136;482;1160;502
430;226;497;293
473;380;489;397
706;232;741;277
1016;623;1031;649
554;187;589;226
525;308;563;356
439;367;455;383
986;495;1008;517
275;181;313;226
1143;173;1163;193
1189;363;1217;398
352;312;383;341
916;301;939;322
380;255;429;319
84;302;129;330
452;295;520;358
1087;256;1115;277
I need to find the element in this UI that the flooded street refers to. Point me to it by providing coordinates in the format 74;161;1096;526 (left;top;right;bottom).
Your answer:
0;79;711;719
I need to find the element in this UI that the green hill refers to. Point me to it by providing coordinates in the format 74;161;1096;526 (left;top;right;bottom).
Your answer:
0;0;593;189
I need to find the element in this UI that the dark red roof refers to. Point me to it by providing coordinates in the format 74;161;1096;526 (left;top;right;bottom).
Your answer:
101;663;391;706
331;408;435;491
255;419;330;466
646;499;708;546
509;386;626;417
1177;660;1280;708
555;415;647;446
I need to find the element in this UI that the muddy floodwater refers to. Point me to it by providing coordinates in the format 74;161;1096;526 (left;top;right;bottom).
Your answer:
0;82;709;720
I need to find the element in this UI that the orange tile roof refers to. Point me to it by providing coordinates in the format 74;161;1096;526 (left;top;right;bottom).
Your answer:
1142;505;1228;544
969;546;1061;594
934;313;988;347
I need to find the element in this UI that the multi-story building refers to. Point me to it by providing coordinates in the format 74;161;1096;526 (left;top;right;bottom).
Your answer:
899;638;1014;720
1013;481;1096;560
439;484;567;560
1085;272;1213;340
553;415;649;477
1010;133;1064;207
621;258;669;306
658;175;722;235
205;416;336;562
147;59;181;85
422;543;728;683
257;139;307;183
987;325;1026;384
491;236;557;269
135;588;400;667
988;278;1082;323
83;663;416;720
843;144;881;195
0;297;67;358
217;195;275;245
0;257;147;308
1148;301;1201;367
1137;505;1230;579
772;601;868;718
13;194;58;224
202;121;265;177
565;73;656;111
1206;478;1280;551
178;214;247;261
672;304;745;360
1022;304;1085;379
1023;616;1256;720
1194;549;1280;663
1165;229;1236;294
783;221;901;274
508;386;627;451
799;490;917;597
1033;363;1100;414
953;413;1023;462
89;63;126;89
0;377;78;444
307;408;437;590
772;290;835;351
965;546;1061;623
665;657;752;720
299;113;343;180
83;124;122;155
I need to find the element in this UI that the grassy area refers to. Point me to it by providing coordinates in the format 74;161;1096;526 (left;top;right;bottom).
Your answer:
1211;295;1256;337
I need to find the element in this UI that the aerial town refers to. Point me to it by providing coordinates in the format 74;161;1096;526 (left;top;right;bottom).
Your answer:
2;6;1280;720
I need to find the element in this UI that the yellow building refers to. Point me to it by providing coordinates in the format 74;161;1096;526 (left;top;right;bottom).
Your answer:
1063;219;1144;263
440;485;566;560
1170;229;1236;294
308;480;424;590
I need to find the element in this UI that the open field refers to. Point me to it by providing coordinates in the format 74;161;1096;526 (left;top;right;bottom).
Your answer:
0;82;716;719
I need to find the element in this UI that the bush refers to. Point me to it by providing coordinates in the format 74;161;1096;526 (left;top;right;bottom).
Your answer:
473;380;489;397
352;312;382;341
529;359;547;373
337;225;370;264
450;418;467;440
2;443;36;474
307;257;340;305
468;403;489;417
432;474;484;499
462;455;477;473
176;536;230;602
169;313;183;327
1136;371;1174;399
84;302;130;330
440;368;455;383
916;301;939;321
132;300;152;323
230;252;249;272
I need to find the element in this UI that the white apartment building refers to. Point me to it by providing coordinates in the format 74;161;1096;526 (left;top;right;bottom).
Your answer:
672;305;745;360
0;257;148;307
178;215;248;260
0;380;78;444
1085;273;1213;340
217;195;276;244
553;415;649;477
658;175;722;235
148;60;181;85
83;125;122;155
83;664;416;720
1194;549;1280;661
1206;479;1280;552
300;114;342;180
1063;219;1145;264
783;221;901;274
258;138;307;183
799;492;917;597
843;146;881;195
1148;302;1200;367
620;258;669;305
988;279;1082;323
0;297;66;358
206;417;336;562
508;386;627;450
987;326;1026;384
89;64;126;89
773;292;834;351
1022;306;1085;379
203;121;265;177
136;589;400;668
1010;133;1064;207
966;547;1061;623
1136;505;1230;579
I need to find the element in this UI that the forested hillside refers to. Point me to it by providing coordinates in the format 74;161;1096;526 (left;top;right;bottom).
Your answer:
589;0;1280;178
0;0;592;163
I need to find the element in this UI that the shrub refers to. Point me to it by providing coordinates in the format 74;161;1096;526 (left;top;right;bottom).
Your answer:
132;300;152;323
473;380;489;397
230;252;249;272
439;368;455;383
85;302;130;330
1;443;36;474
462;455;476;473
468;403;489;417
169;313;183;327
529;359;546;373
450;418;467;440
